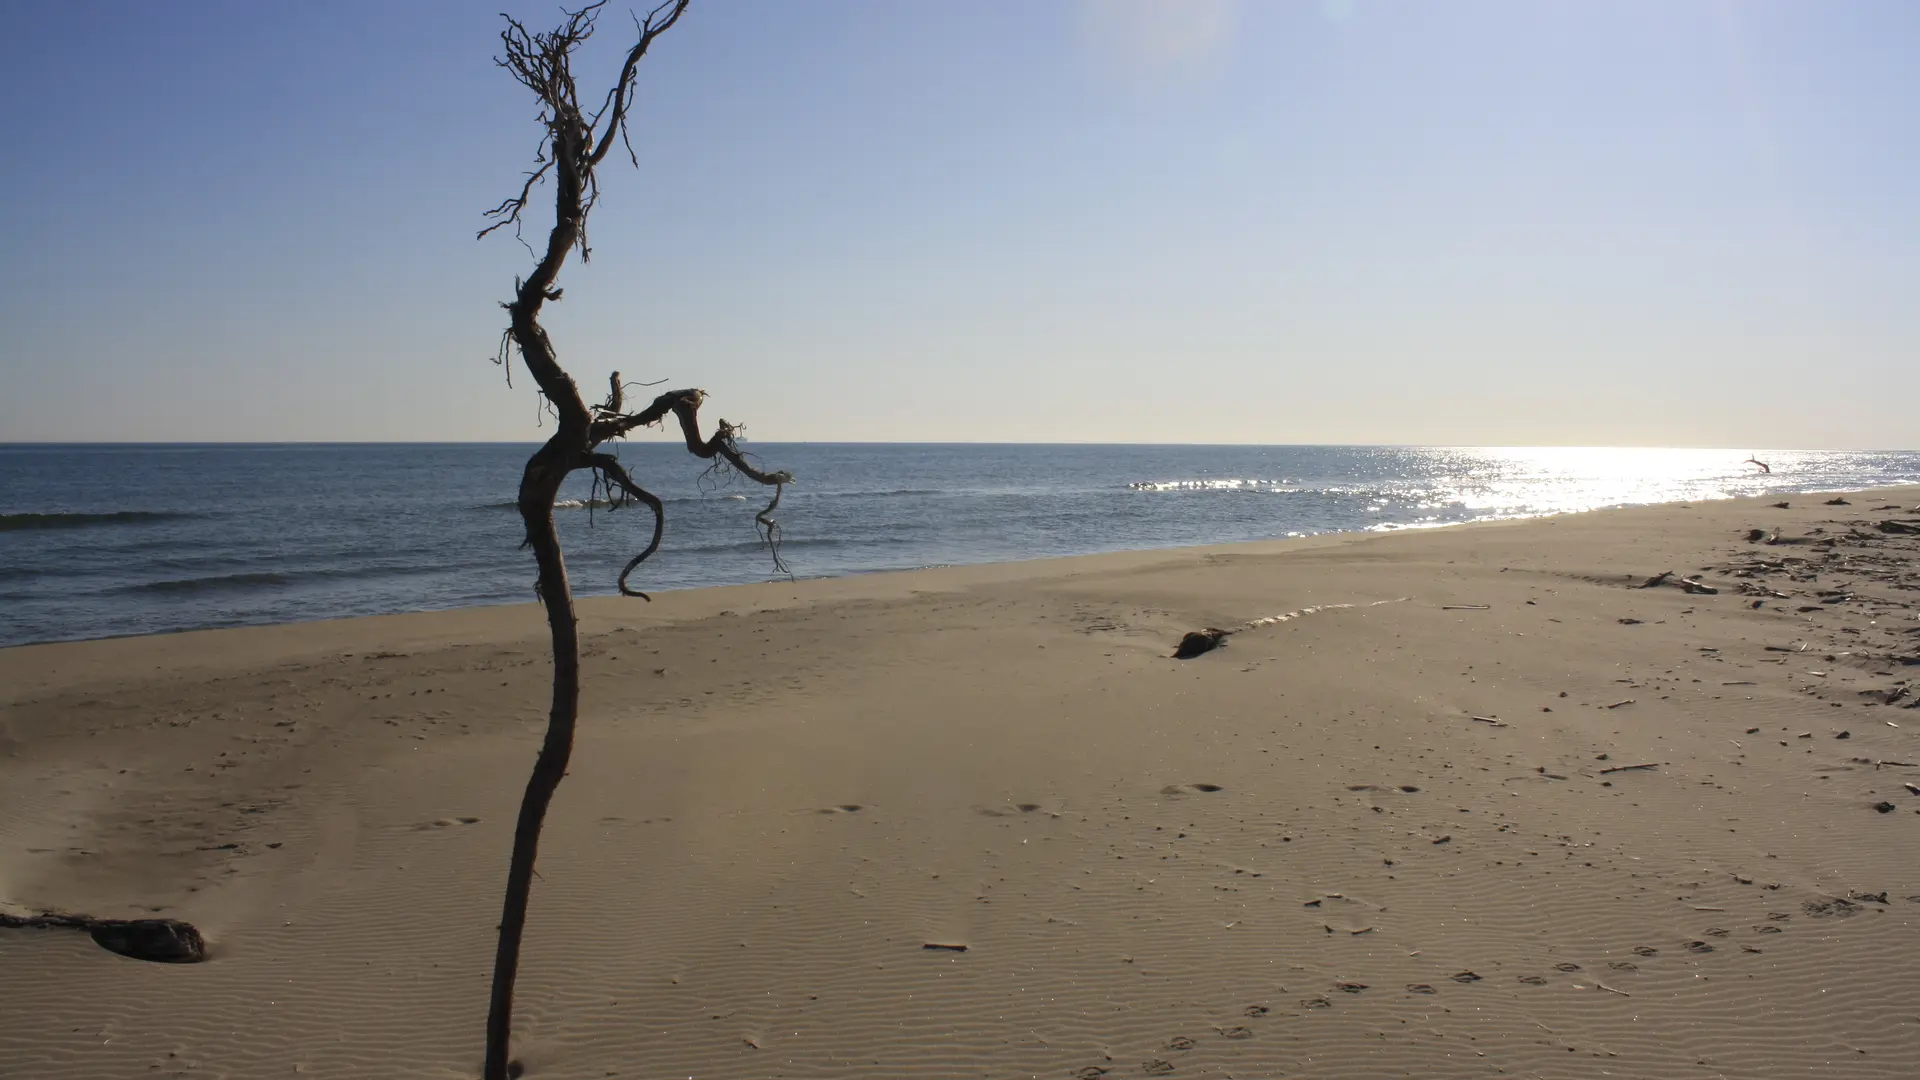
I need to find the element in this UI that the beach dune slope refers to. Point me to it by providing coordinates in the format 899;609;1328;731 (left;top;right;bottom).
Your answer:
3;489;1918;1079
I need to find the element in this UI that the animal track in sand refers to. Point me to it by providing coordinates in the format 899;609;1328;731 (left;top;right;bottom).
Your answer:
815;804;864;815
1159;783;1224;796
414;816;481;830
1166;1036;1196;1051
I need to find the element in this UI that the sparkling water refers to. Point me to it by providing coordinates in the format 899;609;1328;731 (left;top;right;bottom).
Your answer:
2;442;1915;647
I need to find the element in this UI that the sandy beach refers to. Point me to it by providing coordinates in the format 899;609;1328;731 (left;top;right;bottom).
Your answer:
4;488;1919;1080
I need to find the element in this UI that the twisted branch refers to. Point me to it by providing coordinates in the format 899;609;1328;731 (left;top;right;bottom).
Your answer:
589;453;666;598
474;4;791;1079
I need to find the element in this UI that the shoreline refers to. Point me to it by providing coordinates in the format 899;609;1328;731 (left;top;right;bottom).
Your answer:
4;486;1918;1078
4;481;1908;657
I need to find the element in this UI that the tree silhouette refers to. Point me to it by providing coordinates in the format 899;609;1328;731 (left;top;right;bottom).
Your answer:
477;4;789;1077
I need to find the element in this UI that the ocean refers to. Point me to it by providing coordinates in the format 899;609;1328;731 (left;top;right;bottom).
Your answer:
2;443;1916;648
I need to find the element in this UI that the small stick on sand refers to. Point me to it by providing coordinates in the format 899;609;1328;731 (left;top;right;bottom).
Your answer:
1470;716;1509;727
1605;699;1636;709
1599;763;1660;774
1442;604;1491;611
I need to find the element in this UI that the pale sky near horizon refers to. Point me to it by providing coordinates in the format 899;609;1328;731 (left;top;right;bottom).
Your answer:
1;1;1914;448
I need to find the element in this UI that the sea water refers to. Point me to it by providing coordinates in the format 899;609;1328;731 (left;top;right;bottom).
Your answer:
2;443;1916;647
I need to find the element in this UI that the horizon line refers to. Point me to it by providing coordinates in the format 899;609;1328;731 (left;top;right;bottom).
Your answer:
0;440;1911;454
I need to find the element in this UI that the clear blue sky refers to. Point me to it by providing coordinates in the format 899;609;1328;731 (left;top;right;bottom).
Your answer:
1;1;1913;447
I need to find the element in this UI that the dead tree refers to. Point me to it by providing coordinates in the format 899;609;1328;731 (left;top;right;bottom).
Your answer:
477;4;790;1078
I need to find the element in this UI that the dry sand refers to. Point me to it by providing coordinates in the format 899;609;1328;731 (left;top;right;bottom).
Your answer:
4;489;1920;1079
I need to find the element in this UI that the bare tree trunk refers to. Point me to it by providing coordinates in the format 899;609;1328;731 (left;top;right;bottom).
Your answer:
476;5;790;1078
482;452;578;1080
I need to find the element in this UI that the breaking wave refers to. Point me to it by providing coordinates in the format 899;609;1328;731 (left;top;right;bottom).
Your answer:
122;571;294;594
1126;479;1301;493
113;563;431;596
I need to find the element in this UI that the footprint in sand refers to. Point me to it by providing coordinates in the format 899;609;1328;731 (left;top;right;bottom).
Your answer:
1159;783;1224;796
1554;962;1582;972
1166;1036;1196;1051
1518;975;1548;985
1216;1026;1253;1040
1685;940;1716;954
1142;1060;1175;1076
416;816;481;830
814;805;864;815
1244;1004;1270;1017
1632;946;1659;957
1406;983;1437;994
978;803;1050;817
1073;1069;1109;1079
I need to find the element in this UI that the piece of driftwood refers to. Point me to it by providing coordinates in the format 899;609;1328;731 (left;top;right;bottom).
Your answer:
0;913;206;963
1173;628;1231;659
1637;570;1717;594
1598;763;1659;774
